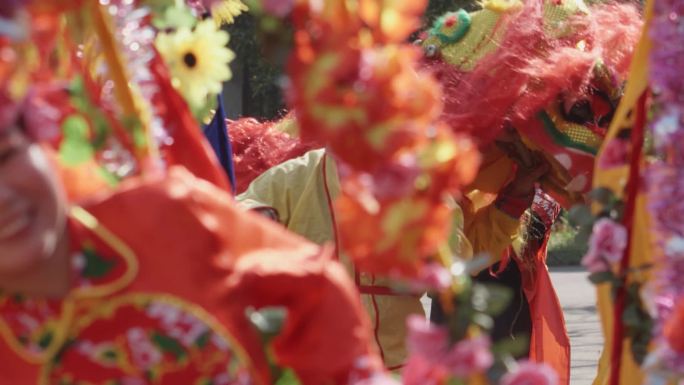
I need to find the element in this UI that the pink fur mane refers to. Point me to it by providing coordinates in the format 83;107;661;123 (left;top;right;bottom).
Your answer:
422;0;642;147
229;116;316;194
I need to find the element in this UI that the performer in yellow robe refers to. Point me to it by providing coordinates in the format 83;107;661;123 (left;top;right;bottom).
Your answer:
237;144;542;369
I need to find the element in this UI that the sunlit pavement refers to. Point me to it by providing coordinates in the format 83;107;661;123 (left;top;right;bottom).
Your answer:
550;266;602;385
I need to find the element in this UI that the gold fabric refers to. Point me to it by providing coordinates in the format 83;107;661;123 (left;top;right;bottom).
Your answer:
591;0;655;383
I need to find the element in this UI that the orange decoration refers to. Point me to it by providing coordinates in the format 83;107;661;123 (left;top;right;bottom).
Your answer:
286;0;481;277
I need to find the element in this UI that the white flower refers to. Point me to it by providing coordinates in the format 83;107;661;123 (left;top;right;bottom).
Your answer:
155;19;235;108
665;237;684;258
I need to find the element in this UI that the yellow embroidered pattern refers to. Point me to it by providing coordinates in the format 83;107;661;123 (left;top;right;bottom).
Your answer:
423;0;589;72
68;206;139;299
0;297;76;364
424;9;504;71
546;102;604;150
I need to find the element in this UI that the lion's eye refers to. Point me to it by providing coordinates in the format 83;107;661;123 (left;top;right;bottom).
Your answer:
565;99;594;125
561;89;615;128
424;44;439;58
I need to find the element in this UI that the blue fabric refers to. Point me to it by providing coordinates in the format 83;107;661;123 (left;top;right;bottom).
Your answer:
203;94;237;194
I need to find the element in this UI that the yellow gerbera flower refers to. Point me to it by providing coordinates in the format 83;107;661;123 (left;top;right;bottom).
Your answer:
211;0;249;25
155;19;235;108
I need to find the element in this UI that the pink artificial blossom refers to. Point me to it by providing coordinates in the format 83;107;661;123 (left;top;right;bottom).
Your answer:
405;315;494;380
126;328;162;369
582;218;627;272
403;354;447;385
348;355;390;385
500;361;558;385
647;0;684;373
23;85;73;144
442;336;494;377
0;97;20;133
407;263;451;291
406;315;448;358
351;373;402;385
598;138;629;169
581;249;610;273
186;0;222;12
367;161;422;200
262;0;295;17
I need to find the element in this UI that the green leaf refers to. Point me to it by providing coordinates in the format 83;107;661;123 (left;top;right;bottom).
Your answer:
568;205;595;227
608;202;625;222
68;76;85;98
588;187;616;206
151;332;187;361
81;248;116;279
153;5;197;30
192;95;218;122
38;331;54;349
145;370;155;381
631;340;649;365
622;304;642;328
446;378;467;385
102;349;118;362
575;225;593;246
92;116;111;149
96;167;120;187
243;0;263;13
248;307;288;342
491;334;530;357
52;339;77;365
471;313;494;331
121;115;146;148
195;331;211;349
261;16;282;33
447;305;472;342
59;139;94;166
132;128;147;149
275;368;302;385
12;293;26;303
588;271;617;285
626;282;641;299
62;115;90;140
140;0;175;14
471;283;513;317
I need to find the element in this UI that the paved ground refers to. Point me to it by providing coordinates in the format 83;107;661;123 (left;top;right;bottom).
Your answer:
550;266;603;385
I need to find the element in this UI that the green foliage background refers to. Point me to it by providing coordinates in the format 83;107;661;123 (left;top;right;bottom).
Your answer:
225;14;286;120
